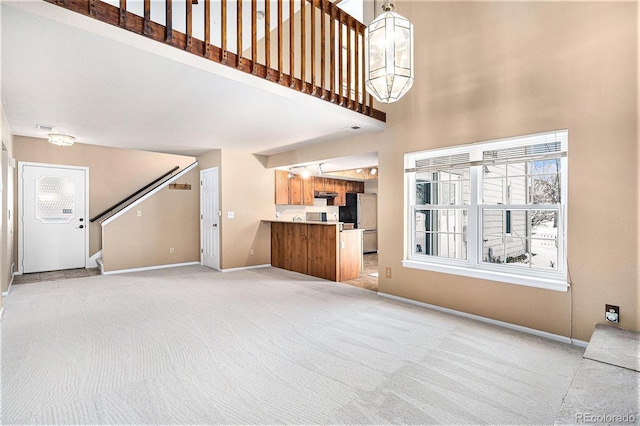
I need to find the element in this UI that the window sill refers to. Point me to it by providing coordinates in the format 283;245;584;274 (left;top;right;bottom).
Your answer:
401;260;569;292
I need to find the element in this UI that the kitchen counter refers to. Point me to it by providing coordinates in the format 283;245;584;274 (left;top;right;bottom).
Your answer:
267;220;363;281
263;219;364;232
263;219;342;226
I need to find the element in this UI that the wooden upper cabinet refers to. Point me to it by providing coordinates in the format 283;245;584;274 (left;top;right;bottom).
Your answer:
324;178;335;192
289;174;304;205
303;177;315;205
275;171;289;204
330;179;346;206
275;172;365;205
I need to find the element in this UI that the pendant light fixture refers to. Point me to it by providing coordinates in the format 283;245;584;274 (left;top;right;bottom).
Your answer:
364;1;414;104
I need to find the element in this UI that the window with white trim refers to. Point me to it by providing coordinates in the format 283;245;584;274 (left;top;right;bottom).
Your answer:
403;131;568;291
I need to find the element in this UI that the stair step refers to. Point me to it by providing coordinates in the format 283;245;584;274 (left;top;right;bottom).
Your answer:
96;258;104;275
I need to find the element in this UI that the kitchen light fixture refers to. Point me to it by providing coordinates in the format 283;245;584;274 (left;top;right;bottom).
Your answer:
48;133;75;147
287;169;294;178
370;167;377;175
364;1;414;103
300;167;311;179
318;163;325;175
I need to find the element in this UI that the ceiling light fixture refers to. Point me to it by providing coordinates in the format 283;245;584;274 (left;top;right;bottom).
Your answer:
48;133;75;147
257;10;265;20
318;163;325;175
300;167;311;179
364;1;414;104
356;168;363;174
370;167;377;175
287;169;294;178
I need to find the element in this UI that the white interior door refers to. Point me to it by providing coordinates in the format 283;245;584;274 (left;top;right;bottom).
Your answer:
201;167;220;270
21;164;87;273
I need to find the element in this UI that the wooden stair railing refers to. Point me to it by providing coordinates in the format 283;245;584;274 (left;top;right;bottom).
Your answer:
44;0;385;122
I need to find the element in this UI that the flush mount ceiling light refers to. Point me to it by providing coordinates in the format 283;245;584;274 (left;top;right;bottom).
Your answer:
364;1;414;104
256;10;265;20
48;133;75;147
370;167;377;175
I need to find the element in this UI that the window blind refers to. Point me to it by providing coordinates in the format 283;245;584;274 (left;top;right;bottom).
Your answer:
405;130;568;173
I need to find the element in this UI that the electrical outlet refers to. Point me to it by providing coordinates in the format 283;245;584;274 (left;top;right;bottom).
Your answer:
169;247;175;254
137;210;142;217
250;249;255;255
385;267;392;278
228;211;235;219
605;304;620;323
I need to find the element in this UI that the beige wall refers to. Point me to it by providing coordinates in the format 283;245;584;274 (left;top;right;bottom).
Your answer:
1;105;15;298
101;168;200;272
219;150;272;270
267;1;639;341
13;136;196;257
198;149;273;270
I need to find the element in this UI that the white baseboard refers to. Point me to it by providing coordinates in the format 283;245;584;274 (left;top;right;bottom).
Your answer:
2;273;15;296
378;292;589;348
103;261;200;275
220;264;271;273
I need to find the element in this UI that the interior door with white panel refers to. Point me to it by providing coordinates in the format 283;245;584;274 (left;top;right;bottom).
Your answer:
201;167;220;270
21;164;87;273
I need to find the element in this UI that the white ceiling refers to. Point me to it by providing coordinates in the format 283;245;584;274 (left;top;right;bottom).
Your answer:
1;1;383;167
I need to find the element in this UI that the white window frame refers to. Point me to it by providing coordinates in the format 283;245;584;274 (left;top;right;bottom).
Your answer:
402;131;568;292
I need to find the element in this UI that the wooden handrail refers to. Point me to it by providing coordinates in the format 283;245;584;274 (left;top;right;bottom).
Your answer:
44;0;386;122
90;166;180;223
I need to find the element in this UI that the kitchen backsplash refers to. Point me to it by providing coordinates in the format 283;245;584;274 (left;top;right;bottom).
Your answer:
275;199;339;221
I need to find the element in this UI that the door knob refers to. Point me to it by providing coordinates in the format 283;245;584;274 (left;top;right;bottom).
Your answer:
78;225;84;229
79;218;84;222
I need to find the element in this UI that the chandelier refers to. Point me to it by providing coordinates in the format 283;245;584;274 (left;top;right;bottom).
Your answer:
364;1;414;104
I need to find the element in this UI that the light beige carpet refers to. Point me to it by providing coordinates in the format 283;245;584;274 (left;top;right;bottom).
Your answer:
2;265;583;424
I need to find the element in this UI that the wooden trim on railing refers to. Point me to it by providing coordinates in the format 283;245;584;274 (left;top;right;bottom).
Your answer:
165;0;172;42
251;0;257;74
346;16;352;109
289;0;294;87
236;0;242;68
204;0;211;57
310;0;316;95
265;0;271;80
143;0;150;35
338;9;343;106
277;0;283;82
45;0;386;123
221;0;227;63
301;0;306;93
329;7;335;102
355;23;360;112
185;0;192;49
119;0;126;27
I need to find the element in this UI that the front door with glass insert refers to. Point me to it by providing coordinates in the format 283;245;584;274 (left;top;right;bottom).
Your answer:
22;164;87;273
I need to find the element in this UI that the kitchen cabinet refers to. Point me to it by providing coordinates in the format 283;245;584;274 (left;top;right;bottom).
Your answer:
275;170;289;204
289;175;303;204
268;221;362;281
274;171;314;205
329;179;347;207
314;177;335;192
275;171;366;205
